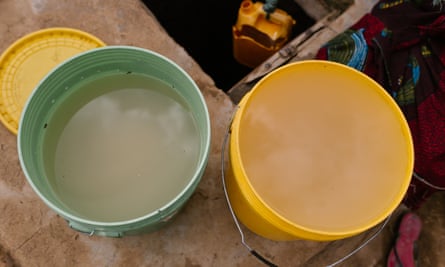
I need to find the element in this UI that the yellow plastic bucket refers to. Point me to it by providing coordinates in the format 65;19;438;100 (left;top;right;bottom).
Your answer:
226;60;414;241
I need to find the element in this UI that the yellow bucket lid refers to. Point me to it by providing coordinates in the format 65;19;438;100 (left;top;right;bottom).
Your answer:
0;27;105;134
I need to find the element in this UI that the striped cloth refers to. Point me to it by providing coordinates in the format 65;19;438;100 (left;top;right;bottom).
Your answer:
316;0;445;209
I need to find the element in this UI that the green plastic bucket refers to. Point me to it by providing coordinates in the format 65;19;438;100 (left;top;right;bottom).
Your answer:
18;46;211;237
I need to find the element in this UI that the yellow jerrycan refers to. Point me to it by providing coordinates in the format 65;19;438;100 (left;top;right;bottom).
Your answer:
233;0;295;68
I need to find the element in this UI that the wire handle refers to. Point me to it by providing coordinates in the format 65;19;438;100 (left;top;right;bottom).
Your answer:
413;172;445;190
326;214;391;267
220;109;392;267
251;250;278;267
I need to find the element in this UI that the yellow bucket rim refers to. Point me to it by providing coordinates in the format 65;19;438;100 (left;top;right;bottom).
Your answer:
230;60;414;238
0;27;105;134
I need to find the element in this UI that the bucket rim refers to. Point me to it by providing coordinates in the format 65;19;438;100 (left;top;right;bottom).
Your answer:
229;60;414;238
17;45;212;227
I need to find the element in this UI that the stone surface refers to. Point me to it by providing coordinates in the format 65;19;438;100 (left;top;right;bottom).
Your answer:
0;0;444;266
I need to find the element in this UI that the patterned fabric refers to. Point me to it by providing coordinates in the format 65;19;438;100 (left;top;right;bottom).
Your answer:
316;0;445;209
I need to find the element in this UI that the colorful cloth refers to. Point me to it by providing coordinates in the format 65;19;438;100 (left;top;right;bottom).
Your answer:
316;0;445;209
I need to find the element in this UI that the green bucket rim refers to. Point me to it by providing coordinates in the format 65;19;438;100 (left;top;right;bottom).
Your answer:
17;45;211;228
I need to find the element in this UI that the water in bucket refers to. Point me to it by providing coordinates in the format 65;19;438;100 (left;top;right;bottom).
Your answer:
227;61;413;241
239;69;410;232
42;73;201;222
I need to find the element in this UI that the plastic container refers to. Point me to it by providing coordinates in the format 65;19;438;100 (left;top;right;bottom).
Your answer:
18;46;211;237
226;60;414;241
232;0;295;68
0;28;105;134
